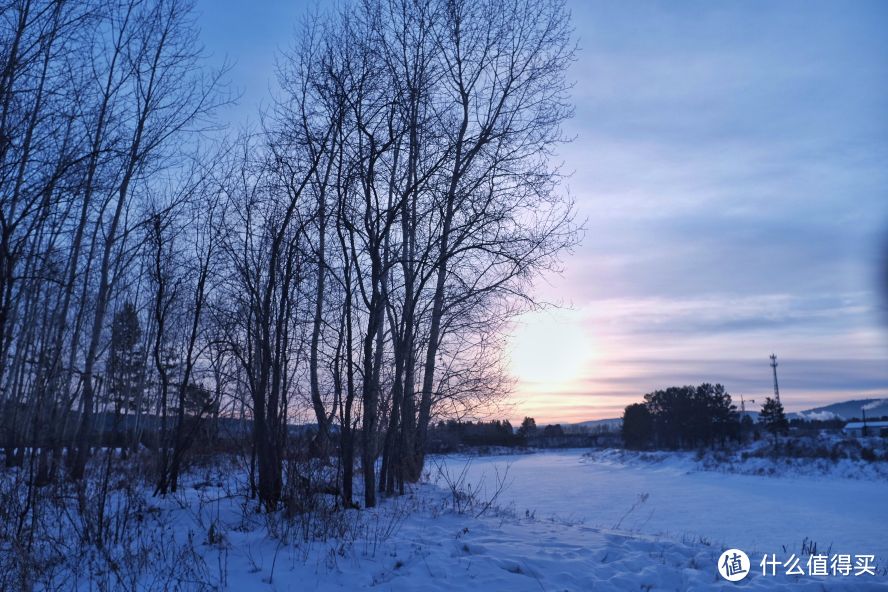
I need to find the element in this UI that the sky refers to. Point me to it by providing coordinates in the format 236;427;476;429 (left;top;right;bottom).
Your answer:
196;0;888;424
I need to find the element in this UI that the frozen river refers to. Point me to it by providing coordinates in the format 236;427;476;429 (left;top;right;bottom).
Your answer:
433;450;888;563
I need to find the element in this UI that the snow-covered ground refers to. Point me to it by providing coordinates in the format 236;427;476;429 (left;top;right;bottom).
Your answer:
6;450;888;590
109;456;888;591
435;449;888;570
584;443;888;480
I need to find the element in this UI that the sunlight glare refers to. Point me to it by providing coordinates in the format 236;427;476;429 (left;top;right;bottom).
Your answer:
508;309;593;388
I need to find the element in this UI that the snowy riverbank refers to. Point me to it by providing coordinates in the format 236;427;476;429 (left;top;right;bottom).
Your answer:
582;442;888;481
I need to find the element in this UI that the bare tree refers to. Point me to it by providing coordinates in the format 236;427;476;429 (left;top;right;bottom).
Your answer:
70;0;225;479
0;0;577;532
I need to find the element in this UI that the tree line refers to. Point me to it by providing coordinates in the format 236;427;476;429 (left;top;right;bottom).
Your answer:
0;0;576;512
622;383;741;449
426;419;516;451
622;384;793;449
426;416;611;452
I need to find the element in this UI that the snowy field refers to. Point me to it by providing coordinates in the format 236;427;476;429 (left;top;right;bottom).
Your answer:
6;450;888;590
435;449;888;567
114;454;888;591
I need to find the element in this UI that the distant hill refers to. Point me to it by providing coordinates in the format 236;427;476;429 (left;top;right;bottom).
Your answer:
790;398;888;421
570;418;622;430
570;397;888;427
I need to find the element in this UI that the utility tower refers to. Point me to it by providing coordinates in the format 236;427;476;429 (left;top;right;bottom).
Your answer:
769;354;780;403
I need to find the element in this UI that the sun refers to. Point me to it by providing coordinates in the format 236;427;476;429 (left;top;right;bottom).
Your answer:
508;309;593;388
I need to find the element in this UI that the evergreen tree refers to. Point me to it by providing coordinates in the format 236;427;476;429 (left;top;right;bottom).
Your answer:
542;424;564;437
182;382;215;416
759;397;788;444
622;403;652;449
107;302;145;415
517;417;537;439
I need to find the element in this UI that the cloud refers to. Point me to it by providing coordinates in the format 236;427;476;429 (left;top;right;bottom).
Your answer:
505;1;888;423
195;0;888;424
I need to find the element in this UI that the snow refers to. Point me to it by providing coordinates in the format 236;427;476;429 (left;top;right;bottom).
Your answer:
9;450;888;590
586;442;888;480
798;410;838;421
151;451;888;590
156;461;888;591
435;450;888;568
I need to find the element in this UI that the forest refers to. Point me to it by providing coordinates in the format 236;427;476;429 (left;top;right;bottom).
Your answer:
0;0;576;524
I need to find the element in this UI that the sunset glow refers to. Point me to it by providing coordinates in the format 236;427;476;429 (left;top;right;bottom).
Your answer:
197;0;888;426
